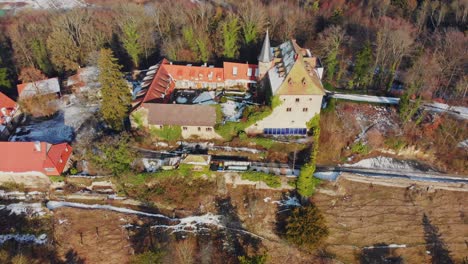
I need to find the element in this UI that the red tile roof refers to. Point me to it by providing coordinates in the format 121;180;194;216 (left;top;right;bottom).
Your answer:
0;92;17;125
164;64;224;84
223;62;257;81
0;142;72;176
134;59;259;107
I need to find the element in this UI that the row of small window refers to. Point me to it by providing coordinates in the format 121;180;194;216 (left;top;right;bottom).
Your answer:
182;127;213;132
286;108;309;112
264;128;308;135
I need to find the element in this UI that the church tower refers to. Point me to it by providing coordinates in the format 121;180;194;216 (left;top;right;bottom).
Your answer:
258;29;273;79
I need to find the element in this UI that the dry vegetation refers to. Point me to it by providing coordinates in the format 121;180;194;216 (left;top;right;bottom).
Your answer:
318;100;468;174
313;176;468;263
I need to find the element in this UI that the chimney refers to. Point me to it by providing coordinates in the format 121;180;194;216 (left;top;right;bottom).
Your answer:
34;141;41;152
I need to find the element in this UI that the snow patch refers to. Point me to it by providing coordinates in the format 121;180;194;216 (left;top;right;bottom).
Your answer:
331;93;400;104
46;201;171;219
152;213;223;234
0;234;47;245
0;0;86;10
424;103;468;120
272;195;301;207
221;100;244;122
457;139;468;149
363;244;407;249
0;202;45;217
344;156;428;172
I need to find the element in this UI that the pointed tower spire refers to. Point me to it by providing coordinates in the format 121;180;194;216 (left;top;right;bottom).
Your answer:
258;29;272;63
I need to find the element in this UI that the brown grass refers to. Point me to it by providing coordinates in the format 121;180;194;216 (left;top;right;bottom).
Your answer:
313;177;468;263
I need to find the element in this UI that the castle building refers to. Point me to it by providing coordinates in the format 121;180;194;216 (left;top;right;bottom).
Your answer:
247;31;326;136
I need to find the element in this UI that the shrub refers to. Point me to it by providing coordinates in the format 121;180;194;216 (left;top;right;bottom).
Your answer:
86;134;137;176
49;176;65;182
286;204;329;250
241;171;281;188
0;182;25;192
131;111;144;128
351;141;370;155
130;250;164;264
18;94;59;118
384;137;407;151
298;114;321;197
238;254;268;264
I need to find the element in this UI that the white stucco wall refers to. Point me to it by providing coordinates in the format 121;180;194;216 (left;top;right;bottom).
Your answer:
247;94;323;134
180;125;221;139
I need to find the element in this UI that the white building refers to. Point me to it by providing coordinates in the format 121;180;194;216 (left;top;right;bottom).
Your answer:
247;31;326;136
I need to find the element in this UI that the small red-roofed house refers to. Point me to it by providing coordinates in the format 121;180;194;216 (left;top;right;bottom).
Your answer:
0;92;17;125
0;92;18;137
0;141;72;176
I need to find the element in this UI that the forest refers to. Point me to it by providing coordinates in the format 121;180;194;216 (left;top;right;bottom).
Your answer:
0;0;466;104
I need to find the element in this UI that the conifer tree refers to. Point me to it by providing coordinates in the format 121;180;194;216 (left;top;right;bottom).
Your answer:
222;14;241;59
98;48;131;131
352;42;373;88
122;20;142;68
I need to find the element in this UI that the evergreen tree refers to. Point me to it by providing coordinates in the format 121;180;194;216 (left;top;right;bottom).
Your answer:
31;39;53;75
0;68;11;90
122;20;142;68
324;50;338;80
98;48;131;131
222;14;241;59
286;204;329;250
352;42;372;88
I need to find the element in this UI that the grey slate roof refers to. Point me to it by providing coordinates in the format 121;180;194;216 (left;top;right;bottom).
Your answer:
143;103;217;127
258;30;272;63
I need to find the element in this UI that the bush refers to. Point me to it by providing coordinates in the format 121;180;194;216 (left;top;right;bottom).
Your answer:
238;254;268;264
351;141;370;155
384;137;407;151
18;94;59;118
86;134;137;176
49;176;65;182
241;171;281;188
286;204;329;250
298;114;321;197
130;250;164;264
0;182;25;192
132;111;144;128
